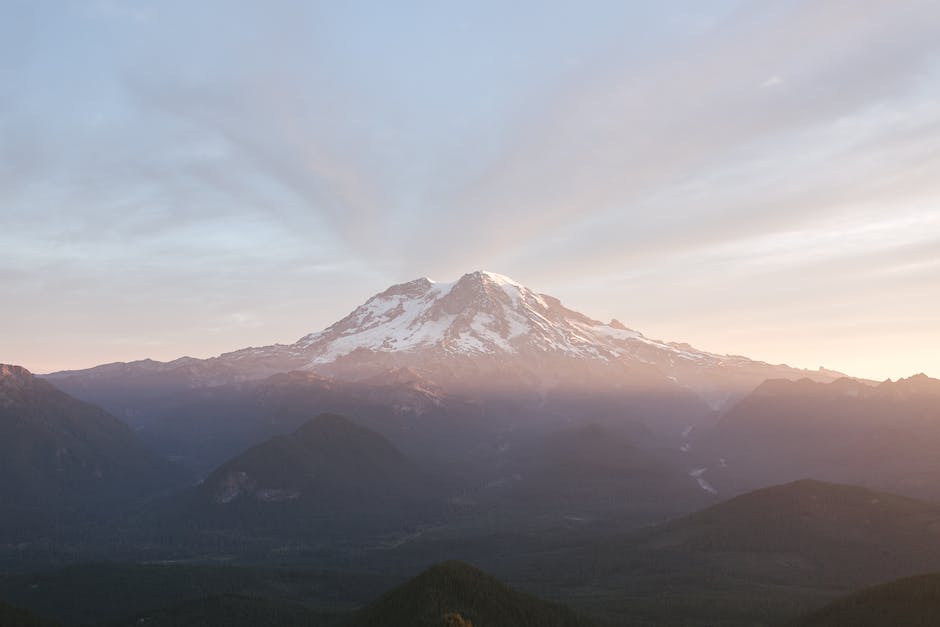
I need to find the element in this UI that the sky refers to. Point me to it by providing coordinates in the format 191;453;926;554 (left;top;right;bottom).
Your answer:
1;0;939;380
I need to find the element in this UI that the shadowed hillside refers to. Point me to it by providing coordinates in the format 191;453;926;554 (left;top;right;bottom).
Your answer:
139;413;449;545
350;561;594;627
506;479;940;626
639;479;940;585
789;573;940;627
0;364;174;538
700;375;940;499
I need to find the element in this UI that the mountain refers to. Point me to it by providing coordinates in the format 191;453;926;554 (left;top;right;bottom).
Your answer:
789;573;940;627
349;560;594;627
162;413;447;539
243;369;486;463
201;413;427;505
292;271;729;396
288;271;841;406
44;271;843;465
58;366;482;477
697;374;940;499
637;479;940;584
0;364;171;536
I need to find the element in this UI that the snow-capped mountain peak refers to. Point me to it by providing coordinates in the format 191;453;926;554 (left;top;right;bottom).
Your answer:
292;270;697;367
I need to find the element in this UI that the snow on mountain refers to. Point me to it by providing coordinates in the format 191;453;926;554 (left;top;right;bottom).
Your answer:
293;270;701;366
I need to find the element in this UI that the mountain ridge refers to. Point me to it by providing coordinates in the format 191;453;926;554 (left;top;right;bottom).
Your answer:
45;270;846;413
698;373;940;499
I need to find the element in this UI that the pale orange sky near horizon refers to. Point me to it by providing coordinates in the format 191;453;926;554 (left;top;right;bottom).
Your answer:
2;1;939;381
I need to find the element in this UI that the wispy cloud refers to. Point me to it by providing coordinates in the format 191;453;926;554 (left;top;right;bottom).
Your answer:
418;0;940;271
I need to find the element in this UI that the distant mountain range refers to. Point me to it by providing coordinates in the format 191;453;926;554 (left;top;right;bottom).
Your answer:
696;374;940;499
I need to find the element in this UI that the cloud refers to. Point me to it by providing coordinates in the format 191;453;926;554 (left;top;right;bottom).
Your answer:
402;0;940;275
761;75;783;88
